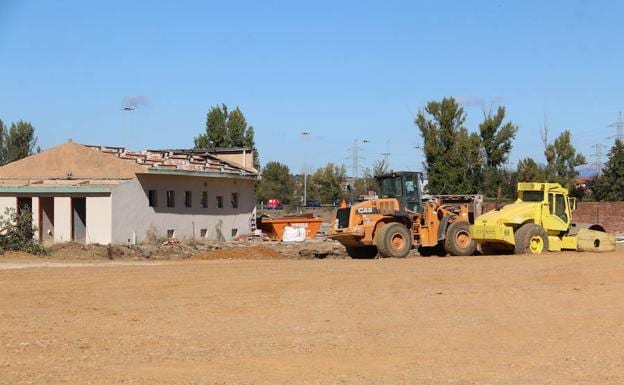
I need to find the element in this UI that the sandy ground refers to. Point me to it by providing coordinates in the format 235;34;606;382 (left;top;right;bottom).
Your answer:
1;251;624;384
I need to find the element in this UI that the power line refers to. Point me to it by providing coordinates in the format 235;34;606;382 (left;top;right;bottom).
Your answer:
590;143;607;177
381;139;391;168
606;111;624;142
347;139;368;178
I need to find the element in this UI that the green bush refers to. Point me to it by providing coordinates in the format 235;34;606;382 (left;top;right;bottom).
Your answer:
0;207;49;256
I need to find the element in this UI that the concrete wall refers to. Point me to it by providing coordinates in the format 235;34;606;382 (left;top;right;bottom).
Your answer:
110;174;256;244
53;197;72;243
0;196;16;217
216;151;256;171
86;196;112;244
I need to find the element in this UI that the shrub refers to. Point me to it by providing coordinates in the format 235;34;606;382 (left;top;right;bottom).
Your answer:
0;207;49;256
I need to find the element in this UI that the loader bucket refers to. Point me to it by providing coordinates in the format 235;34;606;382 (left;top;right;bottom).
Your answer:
575;228;616;252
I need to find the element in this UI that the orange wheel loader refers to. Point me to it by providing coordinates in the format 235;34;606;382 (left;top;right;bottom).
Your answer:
328;171;483;258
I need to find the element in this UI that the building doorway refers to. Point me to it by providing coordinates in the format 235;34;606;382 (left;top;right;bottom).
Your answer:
39;197;54;243
71;197;86;243
17;197;32;215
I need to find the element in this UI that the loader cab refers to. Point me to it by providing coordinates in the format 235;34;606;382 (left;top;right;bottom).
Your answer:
376;171;422;212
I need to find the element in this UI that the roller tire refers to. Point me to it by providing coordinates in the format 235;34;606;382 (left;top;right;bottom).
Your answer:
375;222;412;258
444;221;476;256
514;223;549;254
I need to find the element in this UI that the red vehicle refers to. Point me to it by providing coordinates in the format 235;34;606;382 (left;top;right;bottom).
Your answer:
266;199;282;210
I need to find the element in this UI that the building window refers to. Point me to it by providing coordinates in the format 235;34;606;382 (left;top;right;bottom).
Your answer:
185;191;192;208
167;229;175;238
216;195;223;208
167;190;175;208
200;228;208;238
148;190;157;207
201;191;208;208
231;228;238;237
231;192;239;209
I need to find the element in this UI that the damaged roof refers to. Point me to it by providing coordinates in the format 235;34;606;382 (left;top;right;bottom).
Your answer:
0;141;259;183
86;144;258;177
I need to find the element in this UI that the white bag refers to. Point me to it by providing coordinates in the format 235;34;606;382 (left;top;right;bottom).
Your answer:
282;226;306;242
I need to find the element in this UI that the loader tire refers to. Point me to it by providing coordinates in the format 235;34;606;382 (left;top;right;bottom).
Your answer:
444;221;476;256
514;223;549;254
345;246;378;259
376;222;412;258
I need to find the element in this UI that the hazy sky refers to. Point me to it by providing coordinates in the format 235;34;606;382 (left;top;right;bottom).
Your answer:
1;0;623;175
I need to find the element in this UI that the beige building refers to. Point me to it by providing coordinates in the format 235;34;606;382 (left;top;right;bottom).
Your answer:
0;141;259;244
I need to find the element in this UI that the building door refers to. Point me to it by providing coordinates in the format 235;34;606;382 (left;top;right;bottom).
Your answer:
39;197;55;243
72;197;86;243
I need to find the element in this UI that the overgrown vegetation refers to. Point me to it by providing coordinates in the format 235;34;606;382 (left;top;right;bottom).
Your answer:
0;208;49;255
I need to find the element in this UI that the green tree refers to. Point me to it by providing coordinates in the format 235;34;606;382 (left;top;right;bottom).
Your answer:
543;130;586;188
517;158;544;182
194;104;260;169
416;97;481;194
590;139;624;201
479;106;518;199
226;107;247;147
195;104;228;148
256;161;294;204
0;119;7;165
5;120;37;163
309;163;347;203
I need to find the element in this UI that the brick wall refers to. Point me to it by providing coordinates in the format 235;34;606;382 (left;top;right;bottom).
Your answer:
482;201;624;233
573;202;624;233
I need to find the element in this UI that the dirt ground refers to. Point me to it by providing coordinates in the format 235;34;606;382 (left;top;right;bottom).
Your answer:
1;250;624;384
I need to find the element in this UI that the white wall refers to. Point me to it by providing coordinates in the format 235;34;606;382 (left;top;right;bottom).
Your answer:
53;197;72;243
110;174;256;244
0;196;16;218
86;196;112;244
31;197;39;240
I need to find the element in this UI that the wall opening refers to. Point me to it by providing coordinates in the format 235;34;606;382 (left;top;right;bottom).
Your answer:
167;229;175;238
17;197;32;215
200;228;207;238
72;197;86;243
39;197;54;243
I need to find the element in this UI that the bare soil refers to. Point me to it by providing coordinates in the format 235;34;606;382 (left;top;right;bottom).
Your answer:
192;245;286;260
1;251;624;384
26;238;346;262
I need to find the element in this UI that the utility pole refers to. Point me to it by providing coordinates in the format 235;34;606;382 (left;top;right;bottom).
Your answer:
608;111;624;142
381;139;391;168
590;143;607;177
301;131;310;205
348;139;367;179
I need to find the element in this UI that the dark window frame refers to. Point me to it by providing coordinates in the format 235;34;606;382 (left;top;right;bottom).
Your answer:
216;195;223;209
167;190;175;208
148;190;158;207
201;191;208;208
231;192;239;209
184;191;192;208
